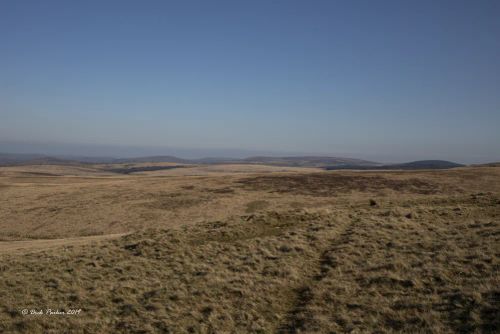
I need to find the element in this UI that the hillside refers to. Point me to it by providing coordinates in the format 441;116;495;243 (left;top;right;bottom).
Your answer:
242;156;379;167
385;160;465;169
474;162;500;167
0;153;379;168
326;160;465;170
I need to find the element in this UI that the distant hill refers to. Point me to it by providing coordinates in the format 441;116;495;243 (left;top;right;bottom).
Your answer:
0;153;380;168
0;153;469;170
325;160;465;170
472;162;500;167
386;160;465;169
0;153;48;165
113;156;192;164
115;155;380;167
241;156;379;167
104;165;187;174
0;153;111;166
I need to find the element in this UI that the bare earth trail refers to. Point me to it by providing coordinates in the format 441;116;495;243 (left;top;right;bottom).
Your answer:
277;215;356;333
0;233;127;255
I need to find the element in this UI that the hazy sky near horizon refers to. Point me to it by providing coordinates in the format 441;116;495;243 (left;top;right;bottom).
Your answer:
1;0;499;163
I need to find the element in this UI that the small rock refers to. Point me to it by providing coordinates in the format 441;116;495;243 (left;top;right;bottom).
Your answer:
278;245;292;253
369;199;377;206
124;243;138;251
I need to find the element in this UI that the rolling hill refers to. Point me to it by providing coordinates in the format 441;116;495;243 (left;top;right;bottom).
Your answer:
325;160;465;170
0;153;378;168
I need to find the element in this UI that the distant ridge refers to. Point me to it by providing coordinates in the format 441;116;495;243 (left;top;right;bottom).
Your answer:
473;162;500;167
0;152;378;167
110;155;380;167
0;153;47;165
0;153;112;166
0;153;472;170
113;155;192;164
325;160;465;170
241;156;379;167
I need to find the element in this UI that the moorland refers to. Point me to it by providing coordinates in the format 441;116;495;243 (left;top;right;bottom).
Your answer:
0;161;498;333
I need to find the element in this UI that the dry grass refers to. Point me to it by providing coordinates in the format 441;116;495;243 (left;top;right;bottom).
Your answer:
0;165;499;333
238;172;457;196
0;164;320;240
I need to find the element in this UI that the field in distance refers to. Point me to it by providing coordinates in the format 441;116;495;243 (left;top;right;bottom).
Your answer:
0;163;498;333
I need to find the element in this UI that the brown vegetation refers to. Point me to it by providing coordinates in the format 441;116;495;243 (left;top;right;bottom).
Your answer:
238;172;455;196
0;164;499;333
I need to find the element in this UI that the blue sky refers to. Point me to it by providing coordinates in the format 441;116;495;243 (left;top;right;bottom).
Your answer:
1;0;499;163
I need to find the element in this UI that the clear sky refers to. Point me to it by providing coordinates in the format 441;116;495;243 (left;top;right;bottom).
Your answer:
1;0;499;163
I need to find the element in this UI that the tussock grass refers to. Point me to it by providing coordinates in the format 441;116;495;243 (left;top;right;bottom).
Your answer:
0;166;499;332
238;173;452;196
1;196;499;333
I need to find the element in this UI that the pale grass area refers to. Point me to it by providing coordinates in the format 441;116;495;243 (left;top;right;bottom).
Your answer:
0;233;127;255
0;164;323;240
132;163;322;176
0;165;498;333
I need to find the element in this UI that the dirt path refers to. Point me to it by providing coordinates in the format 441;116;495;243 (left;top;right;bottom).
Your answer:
0;233;127;255
277;216;356;333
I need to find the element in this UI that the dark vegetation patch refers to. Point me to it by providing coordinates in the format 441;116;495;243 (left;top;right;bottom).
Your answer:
105;165;186;174
20;171;61;177
239;173;441;196
325;160;464;171
203;187;235;194
141;192;207;210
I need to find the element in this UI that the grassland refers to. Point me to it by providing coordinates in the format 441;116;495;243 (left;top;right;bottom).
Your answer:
0;164;498;333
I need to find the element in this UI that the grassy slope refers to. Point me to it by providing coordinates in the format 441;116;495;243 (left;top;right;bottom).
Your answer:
1;194;499;333
0;166;499;333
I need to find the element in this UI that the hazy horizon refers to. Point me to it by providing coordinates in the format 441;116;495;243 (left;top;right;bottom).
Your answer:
2;1;499;164
0;139;498;165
